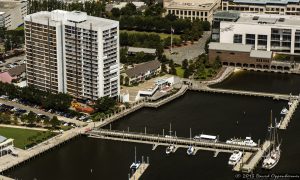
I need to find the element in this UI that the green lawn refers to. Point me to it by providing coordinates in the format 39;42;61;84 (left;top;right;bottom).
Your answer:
175;67;185;78
0;127;56;149
120;30;180;39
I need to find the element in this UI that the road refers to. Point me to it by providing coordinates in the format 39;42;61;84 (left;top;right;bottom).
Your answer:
0;99;86;126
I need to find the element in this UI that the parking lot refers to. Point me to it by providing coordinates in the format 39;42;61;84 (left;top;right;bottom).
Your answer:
0;96;88;128
0;55;25;72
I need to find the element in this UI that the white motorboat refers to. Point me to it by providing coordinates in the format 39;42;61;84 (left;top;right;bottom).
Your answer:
280;107;288;115
226;137;257;147
166;145;175;155
228;150;243;165
130;147;140;174
187;146;195;155
288;102;292;106
262;111;281;170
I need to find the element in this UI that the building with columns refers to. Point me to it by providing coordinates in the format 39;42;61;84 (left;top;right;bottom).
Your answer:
24;10;120;100
222;0;300;15
163;0;221;22
219;13;300;54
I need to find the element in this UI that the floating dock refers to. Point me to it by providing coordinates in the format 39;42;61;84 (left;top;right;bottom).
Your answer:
129;163;150;180
279;99;299;130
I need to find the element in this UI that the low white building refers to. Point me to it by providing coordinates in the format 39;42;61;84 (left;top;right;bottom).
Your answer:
219;13;300;54
163;0;221;22
0;135;14;156
0;0;27;30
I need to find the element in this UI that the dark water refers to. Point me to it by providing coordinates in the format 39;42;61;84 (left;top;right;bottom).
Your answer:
5;72;300;180
211;70;300;95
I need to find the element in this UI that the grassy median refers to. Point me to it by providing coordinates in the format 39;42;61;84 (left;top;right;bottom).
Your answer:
0;127;56;149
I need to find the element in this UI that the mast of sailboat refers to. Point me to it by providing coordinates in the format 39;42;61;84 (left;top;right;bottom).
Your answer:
169;123;172;136
189;128;192;146
134;146;137;164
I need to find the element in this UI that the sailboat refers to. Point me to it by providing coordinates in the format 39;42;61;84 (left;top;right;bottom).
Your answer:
187;128;195;155
130;147;140;174
262;111;281;169
166;123;176;155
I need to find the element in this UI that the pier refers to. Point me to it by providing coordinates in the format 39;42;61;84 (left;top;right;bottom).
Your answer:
239;141;271;173
190;85;296;101
279;99;299;129
0;175;14;180
87;129;260;153
87;129;273;172
129;163;150;180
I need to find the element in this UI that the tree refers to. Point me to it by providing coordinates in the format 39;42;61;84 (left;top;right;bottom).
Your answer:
168;60;177;75
125;76;130;86
183;68;191;78
111;8;120;18
27;111;36;125
94;96;116;113
213;56;222;69
50;116;60;128
182;59;188;69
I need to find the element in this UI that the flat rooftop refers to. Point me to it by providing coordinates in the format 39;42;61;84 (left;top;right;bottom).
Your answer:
0;0;26;13
25;10;118;30
231;13;300;27
209;42;252;52
231;0;300;5
213;11;240;20
164;0;219;10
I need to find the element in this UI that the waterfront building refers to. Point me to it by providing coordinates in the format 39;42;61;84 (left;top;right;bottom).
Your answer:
163;0;221;22
212;11;240;42
218;13;300;55
0;135;14;156
222;0;300;15
122;60;161;85
0;0;28;30
24;10;120;100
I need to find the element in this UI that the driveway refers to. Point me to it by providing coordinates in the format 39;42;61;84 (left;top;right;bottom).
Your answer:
164;31;211;65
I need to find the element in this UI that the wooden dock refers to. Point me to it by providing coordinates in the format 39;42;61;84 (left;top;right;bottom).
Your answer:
87;129;260;153
0;175;14;180
129;163;149;180
190;86;295;101
232;152;253;172
239;140;271;173
279;99;299;130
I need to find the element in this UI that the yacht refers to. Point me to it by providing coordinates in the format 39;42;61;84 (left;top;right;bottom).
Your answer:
288;101;292;106
262;112;281;170
226;137;257;147
166;145;175;155
280;107;288;115
187;146;195;155
228;150;243;165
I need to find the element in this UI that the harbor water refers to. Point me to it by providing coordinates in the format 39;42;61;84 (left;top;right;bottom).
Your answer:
5;71;300;180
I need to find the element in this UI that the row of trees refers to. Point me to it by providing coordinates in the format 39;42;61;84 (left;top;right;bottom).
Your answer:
0;27;24;52
120;48;156;64
0;82;73;112
28;0;106;17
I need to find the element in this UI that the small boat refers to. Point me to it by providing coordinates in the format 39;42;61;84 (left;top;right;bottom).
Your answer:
262;111;281;170
228;150;243;165
166;145;175;155
275;118;282;128
280;107;288;115
187;146;195;155
288;101;292;106
226;137;257;147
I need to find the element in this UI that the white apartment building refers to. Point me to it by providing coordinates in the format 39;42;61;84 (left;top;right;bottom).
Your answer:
163;0;221;22
0;0;27;30
24;10;120;100
219;13;300;54
222;0;300;15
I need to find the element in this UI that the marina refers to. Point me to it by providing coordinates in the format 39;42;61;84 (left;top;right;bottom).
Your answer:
2;71;300;179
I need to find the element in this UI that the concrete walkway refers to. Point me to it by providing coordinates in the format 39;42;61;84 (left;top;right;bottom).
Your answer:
0;175;14;180
0;124;48;132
